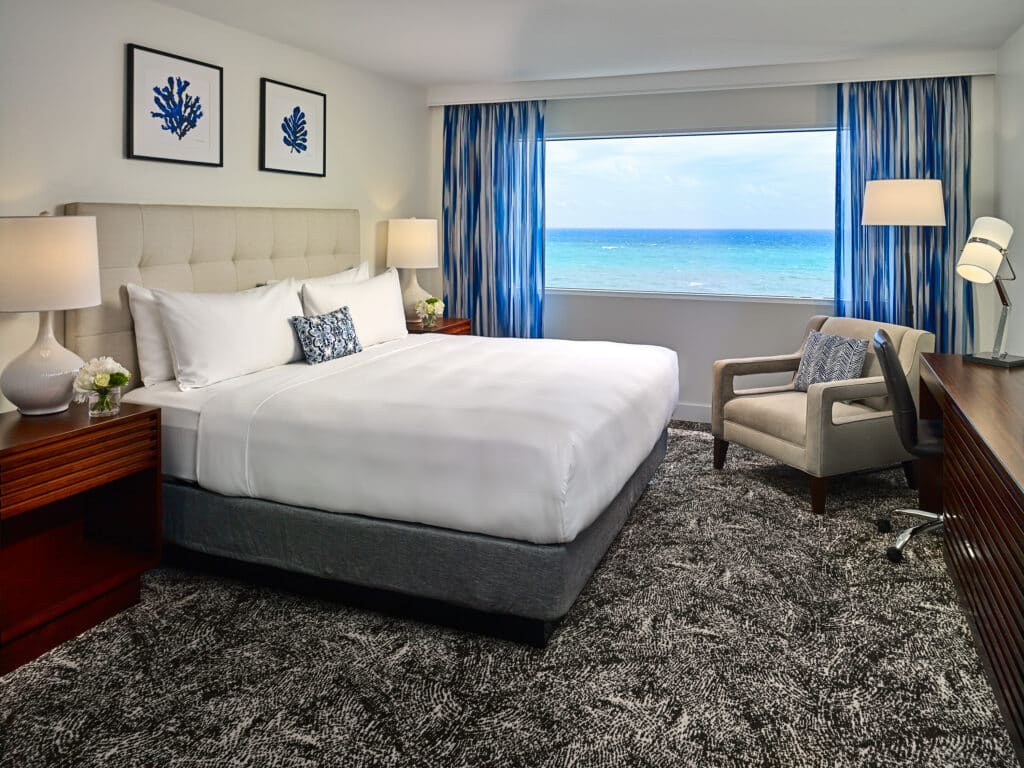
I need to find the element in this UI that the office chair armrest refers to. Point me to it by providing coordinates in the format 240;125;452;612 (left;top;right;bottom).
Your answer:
806;376;889;426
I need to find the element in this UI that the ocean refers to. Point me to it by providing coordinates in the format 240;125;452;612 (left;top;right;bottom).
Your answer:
545;228;835;299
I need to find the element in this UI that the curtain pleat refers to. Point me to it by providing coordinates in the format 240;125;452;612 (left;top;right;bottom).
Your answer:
442;101;545;338
835;77;973;353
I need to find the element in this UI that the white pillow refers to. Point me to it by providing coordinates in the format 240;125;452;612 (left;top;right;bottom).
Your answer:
302;269;408;349
126;284;175;387
271;262;370;292
153;280;304;390
303;262;370;288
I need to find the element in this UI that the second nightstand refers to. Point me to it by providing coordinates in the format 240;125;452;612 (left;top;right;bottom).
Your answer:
407;317;472;335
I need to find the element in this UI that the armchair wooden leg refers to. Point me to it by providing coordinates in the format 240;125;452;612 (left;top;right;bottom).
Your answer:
810;476;827;515
713;438;728;469
902;461;919;490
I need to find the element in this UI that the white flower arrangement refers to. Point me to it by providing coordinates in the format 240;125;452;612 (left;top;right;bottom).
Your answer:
415;296;445;325
73;357;131;414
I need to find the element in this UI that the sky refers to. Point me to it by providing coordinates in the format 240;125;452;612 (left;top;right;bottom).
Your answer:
546;130;836;230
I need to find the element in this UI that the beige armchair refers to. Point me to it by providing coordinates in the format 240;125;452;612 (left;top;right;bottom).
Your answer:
711;315;935;515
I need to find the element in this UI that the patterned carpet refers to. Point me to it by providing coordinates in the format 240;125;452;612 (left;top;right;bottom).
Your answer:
0;425;1016;767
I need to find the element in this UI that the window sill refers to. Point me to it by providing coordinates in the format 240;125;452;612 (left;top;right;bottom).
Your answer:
544;287;834;306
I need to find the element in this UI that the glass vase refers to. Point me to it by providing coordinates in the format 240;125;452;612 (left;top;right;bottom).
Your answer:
88;386;122;417
421;314;438;328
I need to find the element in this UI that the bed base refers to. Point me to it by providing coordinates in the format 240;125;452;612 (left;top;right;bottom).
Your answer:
160;428;667;647
163;545;557;647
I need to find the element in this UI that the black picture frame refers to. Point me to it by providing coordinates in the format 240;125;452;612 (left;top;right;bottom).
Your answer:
126;43;224;167
259;77;327;177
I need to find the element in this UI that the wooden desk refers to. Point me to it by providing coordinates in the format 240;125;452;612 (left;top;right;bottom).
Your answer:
920;354;1024;765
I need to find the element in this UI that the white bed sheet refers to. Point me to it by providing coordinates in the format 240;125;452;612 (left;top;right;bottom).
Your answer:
122;364;308;482
129;335;678;545
124;381;204;482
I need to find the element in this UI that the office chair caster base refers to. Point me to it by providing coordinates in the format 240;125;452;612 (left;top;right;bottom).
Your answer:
886;546;904;563
876;518;893;533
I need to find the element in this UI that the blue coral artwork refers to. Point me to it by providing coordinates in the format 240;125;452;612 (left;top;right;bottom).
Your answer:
150;76;204;140
260;78;326;177
281;106;308;154
127;44;223;167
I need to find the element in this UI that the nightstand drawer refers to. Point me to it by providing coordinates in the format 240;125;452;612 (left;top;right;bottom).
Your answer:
0;411;159;520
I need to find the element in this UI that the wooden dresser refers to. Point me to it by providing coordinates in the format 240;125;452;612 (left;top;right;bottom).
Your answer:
920;354;1024;766
0;404;162;674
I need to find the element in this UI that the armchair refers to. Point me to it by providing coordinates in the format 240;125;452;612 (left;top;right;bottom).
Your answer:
711;315;935;515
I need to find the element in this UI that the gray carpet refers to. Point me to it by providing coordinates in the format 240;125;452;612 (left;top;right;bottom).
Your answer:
0;425;1016;767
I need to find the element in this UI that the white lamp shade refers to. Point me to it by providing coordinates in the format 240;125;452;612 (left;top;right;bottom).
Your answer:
0;216;101;312
957;216;1014;284
861;179;946;226
386;218;439;269
968;216;1013;250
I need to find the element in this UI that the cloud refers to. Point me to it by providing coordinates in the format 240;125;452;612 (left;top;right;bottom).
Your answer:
546;131;835;230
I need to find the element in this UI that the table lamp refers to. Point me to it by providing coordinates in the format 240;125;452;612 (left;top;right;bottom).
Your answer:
956;216;1022;368
386;218;439;320
0;215;102;414
862;179;947;328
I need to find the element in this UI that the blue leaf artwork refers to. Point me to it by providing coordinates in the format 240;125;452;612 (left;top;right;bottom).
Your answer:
150;76;203;140
282;106;308;154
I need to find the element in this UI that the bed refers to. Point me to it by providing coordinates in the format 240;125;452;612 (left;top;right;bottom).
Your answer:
63;202;678;644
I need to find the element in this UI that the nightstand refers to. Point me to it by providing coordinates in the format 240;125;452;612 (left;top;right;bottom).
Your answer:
0;404;162;674
406;317;472;335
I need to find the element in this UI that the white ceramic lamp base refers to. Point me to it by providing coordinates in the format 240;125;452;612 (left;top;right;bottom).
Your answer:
401;270;433;320
0;311;84;415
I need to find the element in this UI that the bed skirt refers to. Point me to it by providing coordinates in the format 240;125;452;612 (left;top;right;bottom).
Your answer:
162;428;667;640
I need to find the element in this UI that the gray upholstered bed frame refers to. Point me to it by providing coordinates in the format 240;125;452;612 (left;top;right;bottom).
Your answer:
62;202;666;644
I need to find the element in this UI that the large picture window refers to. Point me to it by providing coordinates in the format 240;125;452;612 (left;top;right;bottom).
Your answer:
545;131;836;299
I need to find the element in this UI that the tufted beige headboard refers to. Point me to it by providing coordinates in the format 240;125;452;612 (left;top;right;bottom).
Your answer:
62;203;361;391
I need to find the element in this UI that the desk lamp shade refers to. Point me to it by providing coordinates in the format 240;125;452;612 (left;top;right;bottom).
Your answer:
387;218;439;319
956;216;1021;367
0;216;101;414
956;216;1013;283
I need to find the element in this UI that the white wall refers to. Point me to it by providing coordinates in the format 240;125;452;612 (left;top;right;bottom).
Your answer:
544;85;836;137
545;292;831;420
996;24;1024;352
0;0;431;411
971;75;999;350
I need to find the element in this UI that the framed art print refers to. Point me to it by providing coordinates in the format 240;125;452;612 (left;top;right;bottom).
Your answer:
126;44;223;167
260;78;326;177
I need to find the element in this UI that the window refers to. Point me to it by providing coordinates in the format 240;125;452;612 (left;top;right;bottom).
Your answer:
545;131;836;299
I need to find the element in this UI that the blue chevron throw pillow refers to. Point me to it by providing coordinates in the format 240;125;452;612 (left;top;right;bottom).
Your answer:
793;330;869;392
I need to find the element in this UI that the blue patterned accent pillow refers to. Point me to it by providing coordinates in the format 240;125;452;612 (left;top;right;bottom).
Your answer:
793;330;869;392
289;307;362;364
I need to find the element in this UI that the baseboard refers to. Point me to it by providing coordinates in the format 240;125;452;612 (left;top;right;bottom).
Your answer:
673;401;710;424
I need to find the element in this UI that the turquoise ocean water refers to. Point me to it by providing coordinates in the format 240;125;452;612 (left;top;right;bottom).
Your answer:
545;228;834;299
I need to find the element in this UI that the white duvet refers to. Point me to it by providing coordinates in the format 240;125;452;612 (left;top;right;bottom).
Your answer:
194;334;678;544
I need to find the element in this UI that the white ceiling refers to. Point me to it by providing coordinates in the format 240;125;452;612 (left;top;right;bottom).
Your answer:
157;0;1024;87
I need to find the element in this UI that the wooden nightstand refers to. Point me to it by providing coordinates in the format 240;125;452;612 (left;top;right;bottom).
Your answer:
406;317;472;335
0;403;162;675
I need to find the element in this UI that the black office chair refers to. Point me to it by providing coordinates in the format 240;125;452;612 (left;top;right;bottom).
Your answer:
872;329;945;562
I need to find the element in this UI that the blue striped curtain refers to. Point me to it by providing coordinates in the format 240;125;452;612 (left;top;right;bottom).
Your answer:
835;77;973;353
442;101;545;338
